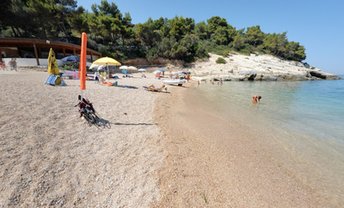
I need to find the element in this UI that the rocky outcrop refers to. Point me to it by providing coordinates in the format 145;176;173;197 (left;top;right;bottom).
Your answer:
190;53;340;81
309;70;339;80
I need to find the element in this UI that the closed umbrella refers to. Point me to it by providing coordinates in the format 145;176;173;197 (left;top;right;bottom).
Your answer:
48;48;59;75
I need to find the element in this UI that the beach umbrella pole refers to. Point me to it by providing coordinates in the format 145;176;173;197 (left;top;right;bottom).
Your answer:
107;64;109;79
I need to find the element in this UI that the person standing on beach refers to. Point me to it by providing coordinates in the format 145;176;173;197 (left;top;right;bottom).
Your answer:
9;58;17;71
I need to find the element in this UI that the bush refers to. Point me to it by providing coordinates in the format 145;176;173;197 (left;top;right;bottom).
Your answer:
200;40;231;57
216;57;226;64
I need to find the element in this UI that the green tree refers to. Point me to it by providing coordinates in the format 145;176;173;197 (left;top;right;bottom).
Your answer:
0;0;307;63
232;33;246;51
285;41;306;61
261;32;288;57
195;21;209;40
0;0;78;38
211;27;230;45
245;25;265;47
88;0;136;59
70;6;90;34
168;16;195;41
207;16;228;34
171;34;200;62
207;16;236;45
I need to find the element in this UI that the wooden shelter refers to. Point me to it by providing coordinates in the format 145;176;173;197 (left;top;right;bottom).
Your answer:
0;38;101;65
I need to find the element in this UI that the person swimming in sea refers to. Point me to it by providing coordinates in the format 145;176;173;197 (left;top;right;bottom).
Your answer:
252;95;262;104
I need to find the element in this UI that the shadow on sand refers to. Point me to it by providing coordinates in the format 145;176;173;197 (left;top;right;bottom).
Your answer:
111;122;156;126
115;85;138;89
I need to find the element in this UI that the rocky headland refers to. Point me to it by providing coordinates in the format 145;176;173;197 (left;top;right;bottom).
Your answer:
189;53;340;81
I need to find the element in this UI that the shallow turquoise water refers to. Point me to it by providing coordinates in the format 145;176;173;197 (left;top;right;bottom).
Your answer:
196;78;344;144
194;77;344;201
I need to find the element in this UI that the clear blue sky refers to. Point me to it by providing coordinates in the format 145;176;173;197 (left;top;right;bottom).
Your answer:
79;0;344;74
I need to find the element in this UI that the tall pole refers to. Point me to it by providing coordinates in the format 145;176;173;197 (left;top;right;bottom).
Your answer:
80;32;87;91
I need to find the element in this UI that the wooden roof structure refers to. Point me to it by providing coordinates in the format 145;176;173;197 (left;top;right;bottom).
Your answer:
0;38;101;65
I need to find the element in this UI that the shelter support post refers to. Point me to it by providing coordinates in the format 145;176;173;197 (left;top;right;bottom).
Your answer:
33;43;40;65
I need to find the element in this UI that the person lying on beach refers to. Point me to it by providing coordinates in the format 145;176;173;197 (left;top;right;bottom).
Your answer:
144;84;167;92
252;95;262;104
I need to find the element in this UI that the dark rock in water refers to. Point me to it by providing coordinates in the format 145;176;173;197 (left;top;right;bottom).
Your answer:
309;70;341;80
247;73;257;81
254;74;278;81
309;70;327;79
255;74;264;81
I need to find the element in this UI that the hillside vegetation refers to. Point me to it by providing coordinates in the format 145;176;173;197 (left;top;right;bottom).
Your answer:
0;0;306;63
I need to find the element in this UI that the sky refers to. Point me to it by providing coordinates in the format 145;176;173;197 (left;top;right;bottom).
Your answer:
78;0;344;74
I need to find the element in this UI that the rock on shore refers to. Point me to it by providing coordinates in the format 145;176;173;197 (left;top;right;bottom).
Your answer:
190;53;340;81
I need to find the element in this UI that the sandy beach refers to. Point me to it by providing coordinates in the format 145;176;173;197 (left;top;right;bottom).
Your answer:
0;70;165;207
1;69;342;207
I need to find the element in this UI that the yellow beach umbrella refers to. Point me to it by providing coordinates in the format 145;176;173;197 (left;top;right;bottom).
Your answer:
47;48;59;75
90;57;121;68
90;57;121;79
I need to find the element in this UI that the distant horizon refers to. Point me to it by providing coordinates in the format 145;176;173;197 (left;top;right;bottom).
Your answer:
78;0;344;74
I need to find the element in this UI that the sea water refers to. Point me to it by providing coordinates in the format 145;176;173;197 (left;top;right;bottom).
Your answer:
193;76;344;203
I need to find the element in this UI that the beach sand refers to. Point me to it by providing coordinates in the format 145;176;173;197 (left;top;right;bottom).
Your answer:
153;83;332;207
0;70;165;207
0;69;339;207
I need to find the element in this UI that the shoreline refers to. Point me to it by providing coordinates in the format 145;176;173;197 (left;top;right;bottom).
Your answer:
153;81;331;207
1;70;342;207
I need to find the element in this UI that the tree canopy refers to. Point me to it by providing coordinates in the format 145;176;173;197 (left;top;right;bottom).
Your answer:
0;0;306;62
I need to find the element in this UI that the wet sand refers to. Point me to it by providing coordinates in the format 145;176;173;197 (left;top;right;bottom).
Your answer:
154;82;331;207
